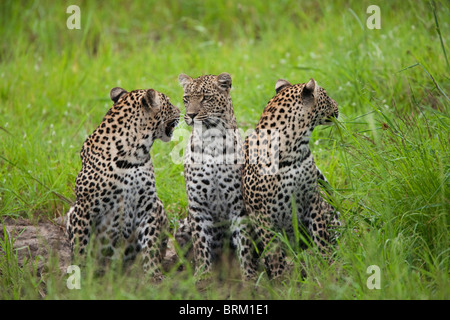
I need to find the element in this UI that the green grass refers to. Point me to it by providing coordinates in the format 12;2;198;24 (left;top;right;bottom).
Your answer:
0;0;449;299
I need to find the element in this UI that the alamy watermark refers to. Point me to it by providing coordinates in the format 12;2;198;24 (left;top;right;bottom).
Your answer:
366;5;381;29
65;4;380;31
66;265;81;289
66;5;81;30
65;264;381;290
366;265;381;290
169;124;282;176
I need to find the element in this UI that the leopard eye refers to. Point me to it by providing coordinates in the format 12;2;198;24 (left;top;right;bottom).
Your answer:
203;95;213;101
183;96;189;104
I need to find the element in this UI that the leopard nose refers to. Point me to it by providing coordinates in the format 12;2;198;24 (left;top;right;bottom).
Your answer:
187;113;198;119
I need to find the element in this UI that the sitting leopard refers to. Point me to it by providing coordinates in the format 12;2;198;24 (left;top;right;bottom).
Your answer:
66;86;180;279
177;73;246;279
240;78;341;279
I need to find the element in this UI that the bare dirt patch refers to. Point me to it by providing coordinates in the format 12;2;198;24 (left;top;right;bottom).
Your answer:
1;216;180;275
1;216;71;275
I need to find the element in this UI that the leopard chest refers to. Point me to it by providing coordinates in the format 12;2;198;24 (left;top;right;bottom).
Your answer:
88;161;157;232
186;160;241;197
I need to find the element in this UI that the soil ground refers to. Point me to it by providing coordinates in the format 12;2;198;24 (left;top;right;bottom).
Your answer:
1;216;179;275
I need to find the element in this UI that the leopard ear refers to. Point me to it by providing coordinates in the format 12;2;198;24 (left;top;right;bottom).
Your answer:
178;73;193;91
302;78;317;100
275;79;292;94
217;72;232;92
110;87;128;103
142;89;158;110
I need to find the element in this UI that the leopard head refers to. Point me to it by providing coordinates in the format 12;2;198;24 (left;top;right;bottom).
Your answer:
273;78;339;128
110;87;180;142
178;73;236;129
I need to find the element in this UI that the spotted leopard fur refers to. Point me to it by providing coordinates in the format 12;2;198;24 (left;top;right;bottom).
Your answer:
66;87;180;279
240;78;341;279
177;73;246;279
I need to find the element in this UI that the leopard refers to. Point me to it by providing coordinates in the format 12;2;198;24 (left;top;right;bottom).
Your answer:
240;78;341;280
65;86;180;280
176;72;247;279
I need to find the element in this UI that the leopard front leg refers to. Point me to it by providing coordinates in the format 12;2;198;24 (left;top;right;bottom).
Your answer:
136;199;168;281
252;212;287;280
231;213;259;281
187;206;216;278
66;202;92;258
302;191;332;251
